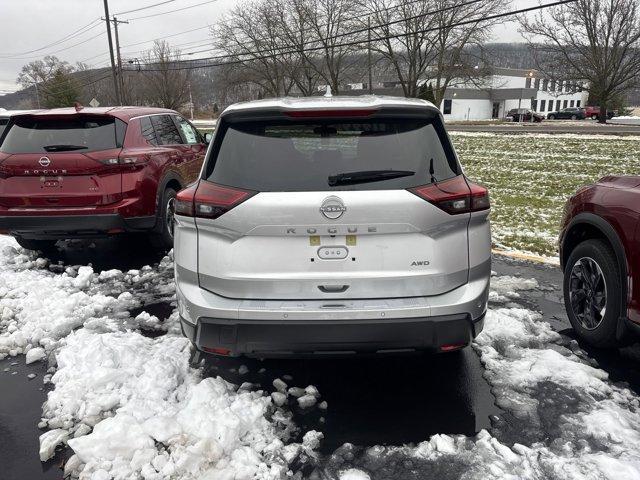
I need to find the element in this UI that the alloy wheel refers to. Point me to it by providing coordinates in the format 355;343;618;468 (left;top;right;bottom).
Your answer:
569;257;607;330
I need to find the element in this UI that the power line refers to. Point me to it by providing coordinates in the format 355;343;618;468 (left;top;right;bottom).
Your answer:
0;20;102;58
114;0;176;16
132;0;489;66
6;29;107;61
125;0;220;21
129;0;579;72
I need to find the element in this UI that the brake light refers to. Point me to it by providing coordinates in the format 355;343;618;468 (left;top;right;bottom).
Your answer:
285;109;377;118
175;181;256;219
408;176;489;214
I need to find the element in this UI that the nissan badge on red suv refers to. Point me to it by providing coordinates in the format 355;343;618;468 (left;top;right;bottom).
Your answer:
0;106;207;251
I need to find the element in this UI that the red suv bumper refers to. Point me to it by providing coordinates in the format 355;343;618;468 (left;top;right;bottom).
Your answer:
0;198;156;238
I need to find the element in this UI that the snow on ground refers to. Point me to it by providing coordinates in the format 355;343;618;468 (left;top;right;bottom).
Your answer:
2;233;640;479
0;235;317;479
319;278;640;480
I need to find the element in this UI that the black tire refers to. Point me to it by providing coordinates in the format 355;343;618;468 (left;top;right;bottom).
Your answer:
571;115;577;120
563;239;621;348
14;237;57;253
591;114;598;120
548;114;555;120
150;187;177;251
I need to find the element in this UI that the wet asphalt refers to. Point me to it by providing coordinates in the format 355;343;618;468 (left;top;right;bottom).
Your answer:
1;237;639;480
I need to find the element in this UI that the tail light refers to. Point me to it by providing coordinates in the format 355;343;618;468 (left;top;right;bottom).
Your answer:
99;155;149;167
175;180;256;219
408;176;489;214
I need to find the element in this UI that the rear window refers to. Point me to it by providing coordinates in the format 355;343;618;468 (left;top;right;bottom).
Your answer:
206;116;459;191
0;115;125;153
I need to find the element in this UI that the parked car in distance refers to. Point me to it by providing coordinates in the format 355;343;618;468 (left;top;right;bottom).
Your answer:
0;106;207;251
584;106;616;120
174;96;491;358
547;107;586;120
560;176;640;348
506;108;544;122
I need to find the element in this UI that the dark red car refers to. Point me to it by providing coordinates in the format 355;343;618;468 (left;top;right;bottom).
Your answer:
560;176;640;347
0;106;207;251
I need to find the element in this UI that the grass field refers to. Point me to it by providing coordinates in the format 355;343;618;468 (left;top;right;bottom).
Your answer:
452;132;640;256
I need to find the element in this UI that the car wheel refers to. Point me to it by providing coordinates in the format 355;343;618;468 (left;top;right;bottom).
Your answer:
548;114;555;120
571;115;577;120
563;239;621;348
14;237;58;253
151;187;177;251
591;114;598;120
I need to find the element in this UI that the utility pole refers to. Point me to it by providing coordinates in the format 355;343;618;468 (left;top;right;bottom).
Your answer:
111;16;129;104
367;16;373;94
34;81;41;108
188;82;194;120
102;0;121;105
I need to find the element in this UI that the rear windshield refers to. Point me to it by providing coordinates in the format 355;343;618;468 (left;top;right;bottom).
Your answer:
0;115;124;153
206;116;459;191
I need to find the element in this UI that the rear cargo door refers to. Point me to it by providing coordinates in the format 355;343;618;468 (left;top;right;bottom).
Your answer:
0;114;125;208
196;112;470;300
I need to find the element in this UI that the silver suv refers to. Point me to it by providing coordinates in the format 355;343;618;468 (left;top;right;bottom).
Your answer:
173;96;491;357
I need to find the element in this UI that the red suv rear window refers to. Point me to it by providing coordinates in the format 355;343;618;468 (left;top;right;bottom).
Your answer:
0;115;126;153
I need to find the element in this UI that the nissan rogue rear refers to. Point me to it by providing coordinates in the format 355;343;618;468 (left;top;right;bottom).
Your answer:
174;96;491;357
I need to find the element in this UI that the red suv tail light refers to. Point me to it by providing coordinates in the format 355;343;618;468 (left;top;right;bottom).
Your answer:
175;181;256;219
408;176;490;214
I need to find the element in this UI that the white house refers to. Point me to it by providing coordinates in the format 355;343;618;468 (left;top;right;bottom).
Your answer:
438;68;589;121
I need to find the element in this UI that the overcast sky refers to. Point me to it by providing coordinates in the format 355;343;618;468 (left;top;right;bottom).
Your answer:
0;0;526;95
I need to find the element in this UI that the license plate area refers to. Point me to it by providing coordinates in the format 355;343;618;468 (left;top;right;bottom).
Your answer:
317;246;349;260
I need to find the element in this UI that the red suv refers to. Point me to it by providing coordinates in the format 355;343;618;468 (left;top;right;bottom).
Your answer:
0;106;207;251
584;106;615;120
560;176;640;347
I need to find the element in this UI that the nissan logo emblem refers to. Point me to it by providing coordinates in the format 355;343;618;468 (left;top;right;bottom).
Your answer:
319;196;347;220
39;157;51;167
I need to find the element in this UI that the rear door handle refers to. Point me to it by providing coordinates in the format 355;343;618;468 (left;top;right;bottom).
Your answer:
318;285;349;293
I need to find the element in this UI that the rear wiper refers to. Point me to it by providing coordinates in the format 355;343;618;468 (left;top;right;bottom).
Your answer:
328;169;415;187
43;144;88;152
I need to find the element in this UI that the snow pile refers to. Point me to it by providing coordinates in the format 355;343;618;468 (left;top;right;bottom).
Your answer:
320;279;640;479
489;275;538;303
0;236;174;361
41;329;296;479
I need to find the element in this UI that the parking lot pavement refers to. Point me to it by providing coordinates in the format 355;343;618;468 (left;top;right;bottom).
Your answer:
1;237;639;479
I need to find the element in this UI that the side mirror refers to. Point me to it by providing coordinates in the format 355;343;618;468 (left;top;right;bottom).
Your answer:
204;132;213;144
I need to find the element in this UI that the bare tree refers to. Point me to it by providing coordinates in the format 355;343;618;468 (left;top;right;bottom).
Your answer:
363;0;440;97
520;0;640;122
140;41;192;110
213;0;300;97
17;55;75;108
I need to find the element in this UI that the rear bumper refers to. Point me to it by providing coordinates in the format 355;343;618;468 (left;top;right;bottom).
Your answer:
181;312;484;357
176;260;490;357
0;214;156;238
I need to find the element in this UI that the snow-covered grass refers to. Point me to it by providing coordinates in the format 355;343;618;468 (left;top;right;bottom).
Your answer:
452;132;640;256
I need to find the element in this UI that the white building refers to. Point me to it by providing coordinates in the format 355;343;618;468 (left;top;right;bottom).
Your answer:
438;68;589;121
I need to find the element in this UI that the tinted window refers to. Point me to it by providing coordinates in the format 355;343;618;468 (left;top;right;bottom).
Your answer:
1;115;122;153
140;116;157;146
207;117;459;191
151;115;182;145
174;116;201;145
443;99;452;114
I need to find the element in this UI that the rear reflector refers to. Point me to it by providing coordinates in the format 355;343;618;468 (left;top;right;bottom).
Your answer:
440;343;466;352
202;347;231;356
175;180;256;219
408;176;490;214
285;109;377;118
